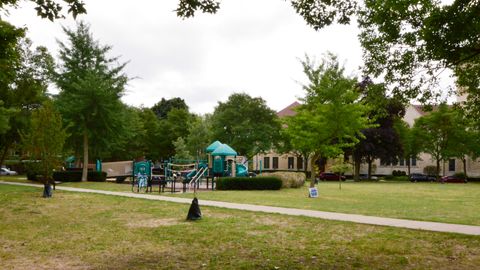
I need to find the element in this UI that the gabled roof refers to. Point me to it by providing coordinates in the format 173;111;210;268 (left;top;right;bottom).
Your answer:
206;140;222;153
211;144;237;156
277;101;300;118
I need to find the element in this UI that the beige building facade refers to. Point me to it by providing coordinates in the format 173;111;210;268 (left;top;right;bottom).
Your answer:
253;101;480;177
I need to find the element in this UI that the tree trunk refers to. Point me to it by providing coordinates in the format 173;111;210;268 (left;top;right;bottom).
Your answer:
354;155;361;181
303;154;309;181
0;145;10;168
309;156;316;188
82;130;88;182
462;157;467;179
436;159;440;182
367;158;372;180
407;157;411;176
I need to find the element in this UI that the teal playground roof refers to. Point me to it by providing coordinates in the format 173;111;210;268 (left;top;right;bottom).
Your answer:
206;140;222;153
211;143;237;156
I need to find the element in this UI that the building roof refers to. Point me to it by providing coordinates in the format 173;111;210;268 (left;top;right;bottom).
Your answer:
206;140;222;153
277;101;300;117
211;144;237;156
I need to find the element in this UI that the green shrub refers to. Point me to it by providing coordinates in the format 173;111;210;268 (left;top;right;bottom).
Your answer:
53;171;107;182
261;172;305;188
454;172;467;179
216;176;282;190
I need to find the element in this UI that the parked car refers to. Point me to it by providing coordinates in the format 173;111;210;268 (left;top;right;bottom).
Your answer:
0;168;18;175
318;172;346;181
409;173;435;182
441;175;467;183
358;174;378;180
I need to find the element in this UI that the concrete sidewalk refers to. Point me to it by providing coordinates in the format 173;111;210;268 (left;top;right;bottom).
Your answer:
2;181;480;236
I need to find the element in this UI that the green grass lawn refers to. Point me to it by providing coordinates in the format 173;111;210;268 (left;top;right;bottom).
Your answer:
1;184;479;269
2;176;480;226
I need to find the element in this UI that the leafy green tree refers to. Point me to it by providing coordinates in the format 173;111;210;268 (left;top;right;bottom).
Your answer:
412;104;457;181
0;25;52;167
394;120;423;176
21;100;68;189
173;137;193;161
445;108;480;179
352;81;405;180
0;0;86;21
330;155;351;190
286;53;370;187
211;93;281;159
156;108;194;160
55;22;128;181
185;114;213;159
151;97;189;120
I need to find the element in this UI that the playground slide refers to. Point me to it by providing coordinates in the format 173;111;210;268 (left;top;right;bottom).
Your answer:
236;164;248;177
186;169;197;180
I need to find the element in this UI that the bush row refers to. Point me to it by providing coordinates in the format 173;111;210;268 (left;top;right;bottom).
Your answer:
52;171;107;182
216;176;282;190
261;171;305;188
392;170;407;176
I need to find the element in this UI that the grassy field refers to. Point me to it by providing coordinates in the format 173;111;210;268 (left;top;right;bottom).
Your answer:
1;184;480;270
2;176;480;226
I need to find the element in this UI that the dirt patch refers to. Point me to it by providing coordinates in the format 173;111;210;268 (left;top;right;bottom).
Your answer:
5;256;91;270
126;218;183;228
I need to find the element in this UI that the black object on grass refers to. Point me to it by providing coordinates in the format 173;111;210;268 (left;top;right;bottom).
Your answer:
186;197;202;221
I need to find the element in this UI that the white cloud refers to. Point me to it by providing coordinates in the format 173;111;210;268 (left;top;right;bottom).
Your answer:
6;0;363;114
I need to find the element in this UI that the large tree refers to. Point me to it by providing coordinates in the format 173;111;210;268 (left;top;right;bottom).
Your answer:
394;120;423;176
55;22;128;181
286;53;370;187
0;23;52;167
151;97;189;120
413;104;458;181
21;100;68;195
352;82;405;180
210;93;281;159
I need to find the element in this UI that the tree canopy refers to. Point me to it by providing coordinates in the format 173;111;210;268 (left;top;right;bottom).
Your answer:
284;53;370;186
55;21;128;181
211;93;281;158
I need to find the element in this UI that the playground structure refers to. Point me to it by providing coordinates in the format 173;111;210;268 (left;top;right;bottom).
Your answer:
92;140;252;193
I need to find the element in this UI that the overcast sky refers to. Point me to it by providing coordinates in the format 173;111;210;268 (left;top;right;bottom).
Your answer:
7;0;364;114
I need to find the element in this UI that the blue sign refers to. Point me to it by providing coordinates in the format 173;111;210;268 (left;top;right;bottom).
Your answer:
309;187;318;198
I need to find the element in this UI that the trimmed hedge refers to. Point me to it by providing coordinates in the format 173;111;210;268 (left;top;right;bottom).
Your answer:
53;171;107;182
216;176;282;190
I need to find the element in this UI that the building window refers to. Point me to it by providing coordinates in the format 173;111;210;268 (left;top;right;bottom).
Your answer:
399;159;404;166
411;157;416;166
449;159;455;171
288;157;294;169
380;158;391;166
273;157;279;169
297;157;303;170
263;157;270;169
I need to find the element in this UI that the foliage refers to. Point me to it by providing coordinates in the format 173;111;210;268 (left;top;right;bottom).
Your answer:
211;93;281;158
358;0;480;113
52;170;107;182
216;176;282;190
54;22;128;180
175;0;357;30
413;104;466;180
185;114;213;159
284;53;370;187
0;0;86;21
0;23;52;166
261;171;305;188
392;170;407;177
156;108;194;160
394;119;423;176
21;101;68;184
352;81;405;179
173;137;193;160
151;97;188;120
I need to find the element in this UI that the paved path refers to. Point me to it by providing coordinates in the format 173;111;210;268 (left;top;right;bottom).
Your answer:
2;181;480;236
